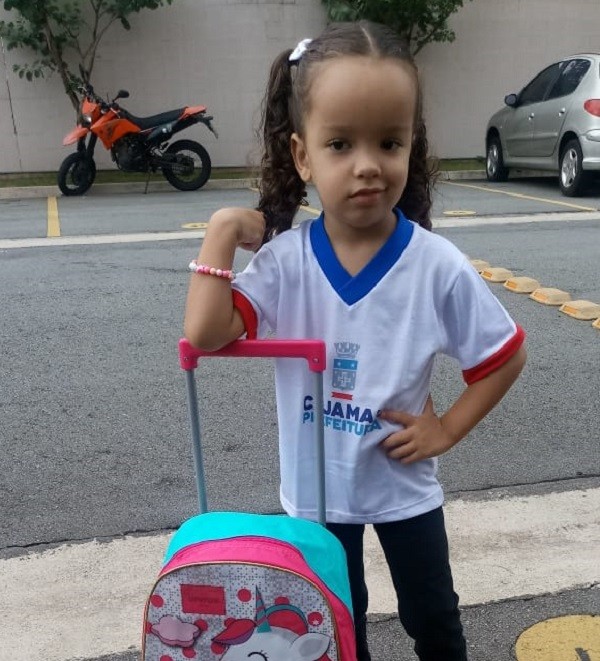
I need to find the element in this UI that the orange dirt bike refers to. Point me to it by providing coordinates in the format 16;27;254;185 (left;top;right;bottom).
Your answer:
58;83;217;196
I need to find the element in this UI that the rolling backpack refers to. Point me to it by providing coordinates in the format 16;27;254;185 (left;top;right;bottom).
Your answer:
141;339;357;661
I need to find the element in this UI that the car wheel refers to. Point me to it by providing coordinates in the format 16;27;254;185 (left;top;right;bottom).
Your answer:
486;136;509;182
559;139;588;197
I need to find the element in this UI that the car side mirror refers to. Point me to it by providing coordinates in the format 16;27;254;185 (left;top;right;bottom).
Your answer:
504;93;519;108
115;89;130;100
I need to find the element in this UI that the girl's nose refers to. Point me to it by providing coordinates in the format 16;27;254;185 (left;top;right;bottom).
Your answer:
353;149;381;178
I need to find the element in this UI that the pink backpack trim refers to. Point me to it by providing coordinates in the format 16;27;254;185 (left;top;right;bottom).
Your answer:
146;535;356;660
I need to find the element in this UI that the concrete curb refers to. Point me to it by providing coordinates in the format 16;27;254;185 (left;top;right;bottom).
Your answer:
437;169;485;181
0;171;486;200
0;177;258;200
0;169;557;201
437;168;553;181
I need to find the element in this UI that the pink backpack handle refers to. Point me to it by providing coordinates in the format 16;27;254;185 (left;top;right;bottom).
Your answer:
179;338;326;372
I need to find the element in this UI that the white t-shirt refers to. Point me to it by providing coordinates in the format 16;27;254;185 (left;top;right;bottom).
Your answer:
233;210;524;524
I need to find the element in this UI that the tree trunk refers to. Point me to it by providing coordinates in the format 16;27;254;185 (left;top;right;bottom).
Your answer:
43;19;79;111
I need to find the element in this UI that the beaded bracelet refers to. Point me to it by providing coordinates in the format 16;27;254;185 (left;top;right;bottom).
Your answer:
188;260;236;281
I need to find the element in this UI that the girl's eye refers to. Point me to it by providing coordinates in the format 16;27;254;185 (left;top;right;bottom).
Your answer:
381;139;401;151
328;139;348;151
248;653;268;660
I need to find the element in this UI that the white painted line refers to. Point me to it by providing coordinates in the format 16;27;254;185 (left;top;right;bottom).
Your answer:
1;212;599;251
0;230;206;250
1;488;598;661
1;212;600;251
433;211;600;228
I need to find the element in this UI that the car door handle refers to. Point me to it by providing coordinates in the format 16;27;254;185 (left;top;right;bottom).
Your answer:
528;113;535;120
558;108;566;115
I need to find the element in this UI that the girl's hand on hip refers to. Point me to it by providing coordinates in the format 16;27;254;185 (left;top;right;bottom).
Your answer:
209;207;266;252
378;396;454;464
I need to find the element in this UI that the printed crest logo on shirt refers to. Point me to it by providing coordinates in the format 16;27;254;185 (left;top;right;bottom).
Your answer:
301;341;382;438
332;342;360;400
334;342;360;359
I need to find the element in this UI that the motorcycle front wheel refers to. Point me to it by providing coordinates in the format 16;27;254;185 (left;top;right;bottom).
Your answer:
161;139;211;191
57;153;97;196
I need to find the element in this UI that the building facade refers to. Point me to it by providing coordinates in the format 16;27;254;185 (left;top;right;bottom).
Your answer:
0;0;598;173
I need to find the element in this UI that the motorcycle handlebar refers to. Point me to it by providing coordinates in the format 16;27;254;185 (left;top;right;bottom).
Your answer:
78;84;104;106
77;84;114;112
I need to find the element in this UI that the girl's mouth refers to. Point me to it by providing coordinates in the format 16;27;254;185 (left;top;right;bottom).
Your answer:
350;188;384;203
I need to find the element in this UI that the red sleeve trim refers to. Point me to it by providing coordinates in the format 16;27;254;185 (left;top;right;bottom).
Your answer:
462;325;525;385
232;290;258;340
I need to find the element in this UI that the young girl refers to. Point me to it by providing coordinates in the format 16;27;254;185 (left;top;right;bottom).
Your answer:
184;21;526;661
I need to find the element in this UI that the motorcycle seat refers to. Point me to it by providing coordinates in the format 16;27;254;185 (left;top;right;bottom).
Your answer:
122;108;186;130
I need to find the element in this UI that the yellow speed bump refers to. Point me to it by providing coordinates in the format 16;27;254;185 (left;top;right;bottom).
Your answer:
504;276;541;294
530;288;571;306
469;259;490;273
592;317;600;330
182;222;208;230
515;614;600;660
559;299;600;320
481;267;513;283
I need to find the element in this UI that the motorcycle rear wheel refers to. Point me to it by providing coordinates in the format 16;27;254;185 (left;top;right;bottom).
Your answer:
58;153;97;196
161;139;211;191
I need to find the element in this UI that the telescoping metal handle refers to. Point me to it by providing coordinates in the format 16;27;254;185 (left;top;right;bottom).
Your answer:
178;338;328;525
179;338;326;371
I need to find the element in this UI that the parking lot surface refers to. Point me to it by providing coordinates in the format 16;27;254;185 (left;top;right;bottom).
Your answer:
1;176;598;661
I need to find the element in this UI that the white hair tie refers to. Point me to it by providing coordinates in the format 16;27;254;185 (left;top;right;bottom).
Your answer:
289;38;312;63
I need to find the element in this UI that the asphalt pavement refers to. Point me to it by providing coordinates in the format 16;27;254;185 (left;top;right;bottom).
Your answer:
0;174;599;661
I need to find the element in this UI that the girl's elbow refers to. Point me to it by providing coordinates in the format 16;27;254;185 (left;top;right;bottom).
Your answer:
508;344;527;381
183;317;242;352
183;320;220;352
515;344;527;371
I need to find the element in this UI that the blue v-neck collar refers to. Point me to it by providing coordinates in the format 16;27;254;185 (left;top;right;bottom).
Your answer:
309;208;414;305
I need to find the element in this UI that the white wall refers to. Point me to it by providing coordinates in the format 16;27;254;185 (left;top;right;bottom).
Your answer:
1;0;599;172
0;0;326;172
418;0;600;159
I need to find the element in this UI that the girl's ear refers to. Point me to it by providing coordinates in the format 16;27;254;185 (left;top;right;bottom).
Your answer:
290;132;311;182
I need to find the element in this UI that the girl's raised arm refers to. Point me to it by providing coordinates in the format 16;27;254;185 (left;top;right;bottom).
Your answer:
183;207;265;351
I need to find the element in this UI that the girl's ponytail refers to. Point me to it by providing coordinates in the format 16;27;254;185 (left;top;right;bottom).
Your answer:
397;116;437;231
257;50;307;244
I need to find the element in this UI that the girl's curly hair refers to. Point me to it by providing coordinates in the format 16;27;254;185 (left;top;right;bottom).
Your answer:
257;20;437;243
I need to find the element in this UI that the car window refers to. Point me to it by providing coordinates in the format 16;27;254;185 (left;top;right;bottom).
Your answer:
546;59;591;99
519;64;561;105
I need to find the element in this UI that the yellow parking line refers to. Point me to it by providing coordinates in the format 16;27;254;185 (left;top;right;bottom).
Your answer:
47;196;60;237
301;204;321;216
440;180;597;212
248;186;321;217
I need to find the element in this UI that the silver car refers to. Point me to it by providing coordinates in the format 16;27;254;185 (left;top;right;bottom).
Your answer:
485;53;600;196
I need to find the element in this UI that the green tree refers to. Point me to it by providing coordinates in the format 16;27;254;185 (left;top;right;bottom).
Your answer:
0;0;174;110
321;0;472;55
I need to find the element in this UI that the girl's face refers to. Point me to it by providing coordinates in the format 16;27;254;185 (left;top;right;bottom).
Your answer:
291;55;416;240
